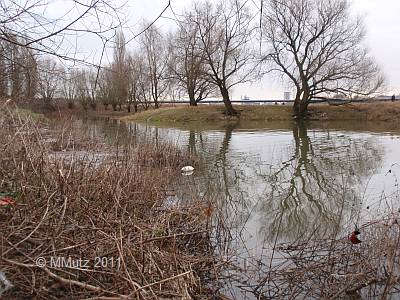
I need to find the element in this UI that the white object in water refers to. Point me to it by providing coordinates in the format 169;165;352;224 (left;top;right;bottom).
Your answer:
181;166;194;175
181;166;194;172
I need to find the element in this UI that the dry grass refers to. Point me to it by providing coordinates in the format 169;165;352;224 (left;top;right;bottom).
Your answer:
310;101;400;122
0;104;220;299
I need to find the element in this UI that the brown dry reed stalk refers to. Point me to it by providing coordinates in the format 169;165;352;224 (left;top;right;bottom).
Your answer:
0;105;220;299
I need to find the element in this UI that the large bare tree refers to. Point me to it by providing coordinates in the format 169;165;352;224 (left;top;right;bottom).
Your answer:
262;0;384;118
127;51;153;113
171;13;214;106
140;23;169;109
37;58;63;107
110;31;129;111
61;70;78;108
191;0;257;115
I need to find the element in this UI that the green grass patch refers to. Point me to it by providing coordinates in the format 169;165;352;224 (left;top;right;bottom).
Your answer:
14;108;46;121
121;105;294;124
119;102;400;127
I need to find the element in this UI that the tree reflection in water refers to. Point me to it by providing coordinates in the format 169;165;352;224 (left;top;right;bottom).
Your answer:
79;118;384;245
259;121;383;242
188;121;384;299
186;121;383;249
78;118;387;299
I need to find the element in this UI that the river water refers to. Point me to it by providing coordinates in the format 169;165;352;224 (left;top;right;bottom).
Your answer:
81;118;400;299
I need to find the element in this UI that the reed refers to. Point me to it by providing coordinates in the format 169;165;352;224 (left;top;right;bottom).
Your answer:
0;104;219;299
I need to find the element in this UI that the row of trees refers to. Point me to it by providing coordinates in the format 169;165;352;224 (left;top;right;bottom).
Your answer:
1;0;384;118
0;37;37;100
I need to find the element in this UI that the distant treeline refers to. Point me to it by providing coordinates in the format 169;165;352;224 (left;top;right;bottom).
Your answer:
0;0;384;117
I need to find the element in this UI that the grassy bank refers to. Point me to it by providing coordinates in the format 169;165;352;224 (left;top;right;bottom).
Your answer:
120;102;400;125
0;105;221;299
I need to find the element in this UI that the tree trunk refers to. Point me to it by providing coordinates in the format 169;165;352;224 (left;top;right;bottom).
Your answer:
189;92;197;106
220;86;237;115
293;89;310;118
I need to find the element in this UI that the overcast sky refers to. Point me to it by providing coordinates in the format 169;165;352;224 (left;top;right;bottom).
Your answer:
47;0;400;99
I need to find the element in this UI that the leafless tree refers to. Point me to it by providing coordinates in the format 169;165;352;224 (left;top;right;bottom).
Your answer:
262;0;384;117
61;70;78;108
0;42;7;98
109;31;129;111
127;52;147;113
37;57;63;108
97;68;113;110
191;0;258;115
140;23;169;109
0;0;122;64
170;13;214;106
0;35;38;101
1;0;127;108
73;69;93;110
21;48;38;100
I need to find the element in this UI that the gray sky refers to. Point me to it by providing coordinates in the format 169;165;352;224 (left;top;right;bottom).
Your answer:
47;0;400;99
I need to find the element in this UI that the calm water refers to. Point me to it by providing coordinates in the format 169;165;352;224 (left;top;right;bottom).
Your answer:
81;118;400;299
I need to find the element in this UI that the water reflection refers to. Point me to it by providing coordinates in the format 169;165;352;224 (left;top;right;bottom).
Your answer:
78;117;397;248
259;121;383;242
73;116;399;299
74;116;400;296
180;121;384;249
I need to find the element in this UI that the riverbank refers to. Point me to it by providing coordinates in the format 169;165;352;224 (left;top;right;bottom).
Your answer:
0;105;222;299
2;103;400;299
120;102;400;125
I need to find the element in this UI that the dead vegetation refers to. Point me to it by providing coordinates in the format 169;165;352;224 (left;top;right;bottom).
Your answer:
232;212;400;299
0;104;220;299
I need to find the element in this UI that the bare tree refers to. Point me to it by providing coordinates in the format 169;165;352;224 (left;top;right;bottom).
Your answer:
0;0;122;64
191;0;257;115
0;42;7;98
110;31;128;111
127;52;147;113
8;35;23;100
0;34;39;101
97;68;113;110
22;48;38;100
37;57;63;108
73;69;91;110
171;14;214;106
262;0;384;118
61;70;78;108
140;23;169;109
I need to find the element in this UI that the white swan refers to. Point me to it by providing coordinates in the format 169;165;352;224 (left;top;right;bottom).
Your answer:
181;166;194;172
